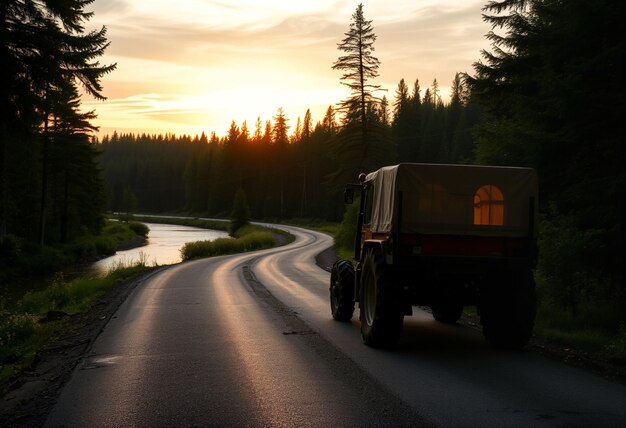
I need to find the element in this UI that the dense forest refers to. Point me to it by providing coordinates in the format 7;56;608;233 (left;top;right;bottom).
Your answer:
467;0;625;328
0;0;114;248
99;74;480;220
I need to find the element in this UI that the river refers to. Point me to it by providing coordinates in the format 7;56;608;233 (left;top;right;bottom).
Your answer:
91;222;229;274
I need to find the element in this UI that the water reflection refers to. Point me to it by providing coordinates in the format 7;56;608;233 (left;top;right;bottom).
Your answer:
91;222;228;274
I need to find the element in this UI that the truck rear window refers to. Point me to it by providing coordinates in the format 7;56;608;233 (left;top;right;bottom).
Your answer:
474;185;504;226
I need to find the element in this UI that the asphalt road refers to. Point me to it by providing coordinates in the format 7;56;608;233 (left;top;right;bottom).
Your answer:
45;226;626;427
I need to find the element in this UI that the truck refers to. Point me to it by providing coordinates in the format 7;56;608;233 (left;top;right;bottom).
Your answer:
330;163;538;348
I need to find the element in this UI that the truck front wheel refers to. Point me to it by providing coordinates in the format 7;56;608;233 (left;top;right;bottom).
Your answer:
330;259;355;321
360;248;403;348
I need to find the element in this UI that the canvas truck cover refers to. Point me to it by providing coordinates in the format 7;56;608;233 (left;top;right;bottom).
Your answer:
365;163;538;237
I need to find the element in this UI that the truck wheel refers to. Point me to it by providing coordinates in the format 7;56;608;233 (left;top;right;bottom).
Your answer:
330;259;355;321
481;270;536;348
431;303;464;324
360;248;403;348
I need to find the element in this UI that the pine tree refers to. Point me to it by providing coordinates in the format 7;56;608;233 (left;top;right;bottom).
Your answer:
262;120;272;145
467;0;626;322
292;117;302;143
331;3;389;187
322;105;337;134
253;117;263;143
240;121;250;143
227;120;240;145
392;78;413;161
272;108;289;146
0;0;115;244
302;109;312;141
332;3;381;146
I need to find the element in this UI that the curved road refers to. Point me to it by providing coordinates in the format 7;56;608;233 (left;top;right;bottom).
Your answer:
46;226;626;427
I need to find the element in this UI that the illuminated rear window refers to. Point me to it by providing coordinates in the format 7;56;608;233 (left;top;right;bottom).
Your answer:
474;185;504;225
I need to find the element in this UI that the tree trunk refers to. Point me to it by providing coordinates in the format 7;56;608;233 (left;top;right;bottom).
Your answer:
39;114;49;246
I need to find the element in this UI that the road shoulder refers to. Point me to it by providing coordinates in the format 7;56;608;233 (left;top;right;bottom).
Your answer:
0;267;166;427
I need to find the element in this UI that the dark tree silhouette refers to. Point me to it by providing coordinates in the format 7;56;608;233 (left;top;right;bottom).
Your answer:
332;3;381;147
467;0;626;323
0;0;114;245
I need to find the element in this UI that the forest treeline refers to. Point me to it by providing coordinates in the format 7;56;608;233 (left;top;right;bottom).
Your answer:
99;74;480;220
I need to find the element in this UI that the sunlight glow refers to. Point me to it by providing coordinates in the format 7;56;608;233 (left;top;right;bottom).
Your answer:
86;0;489;137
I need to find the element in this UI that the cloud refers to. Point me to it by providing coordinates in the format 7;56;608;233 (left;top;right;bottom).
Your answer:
86;0;490;135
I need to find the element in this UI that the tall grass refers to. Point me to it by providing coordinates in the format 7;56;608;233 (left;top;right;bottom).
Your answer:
0;264;152;388
181;225;276;261
0;220;149;284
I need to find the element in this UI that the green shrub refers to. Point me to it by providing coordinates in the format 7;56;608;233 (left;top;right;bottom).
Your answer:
334;198;359;253
68;239;97;260
94;235;116;255
229;187;251;236
0;310;39;362
128;221;149;237
181;229;276;261
102;222;128;235
20;246;70;275
19;275;70;314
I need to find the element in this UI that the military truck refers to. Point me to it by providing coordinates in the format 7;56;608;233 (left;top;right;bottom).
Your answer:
330;163;538;348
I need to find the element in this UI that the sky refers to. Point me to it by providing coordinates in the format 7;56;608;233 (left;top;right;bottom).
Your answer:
83;0;491;138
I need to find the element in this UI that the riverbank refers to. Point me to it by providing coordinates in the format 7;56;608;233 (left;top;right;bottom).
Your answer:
0;221;296;426
0;266;163;426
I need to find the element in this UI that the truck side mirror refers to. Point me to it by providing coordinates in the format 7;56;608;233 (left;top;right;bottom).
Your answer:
344;188;355;204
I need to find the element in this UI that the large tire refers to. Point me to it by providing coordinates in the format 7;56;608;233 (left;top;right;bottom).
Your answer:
481;270;536;348
359;248;404;348
330;259;355;321
431;302;464;324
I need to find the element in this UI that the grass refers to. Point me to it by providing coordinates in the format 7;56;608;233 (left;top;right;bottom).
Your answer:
0;216;295;391
181;224;281;261
0;220;152;390
0;263;153;390
0;220;149;286
533;300;626;358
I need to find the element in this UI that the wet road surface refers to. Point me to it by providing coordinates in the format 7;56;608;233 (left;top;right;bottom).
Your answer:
46;226;626;427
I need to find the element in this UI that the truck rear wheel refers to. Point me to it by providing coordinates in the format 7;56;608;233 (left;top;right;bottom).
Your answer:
481;270;536;348
360;248;403;348
330;259;355;321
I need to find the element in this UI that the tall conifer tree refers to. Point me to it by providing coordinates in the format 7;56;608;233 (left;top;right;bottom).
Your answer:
332;3;381;145
0;0;115;244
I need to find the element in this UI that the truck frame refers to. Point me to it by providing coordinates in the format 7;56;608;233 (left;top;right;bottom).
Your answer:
330;163;538;348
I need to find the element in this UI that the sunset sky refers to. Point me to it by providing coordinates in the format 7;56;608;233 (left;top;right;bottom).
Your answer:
83;0;491;138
